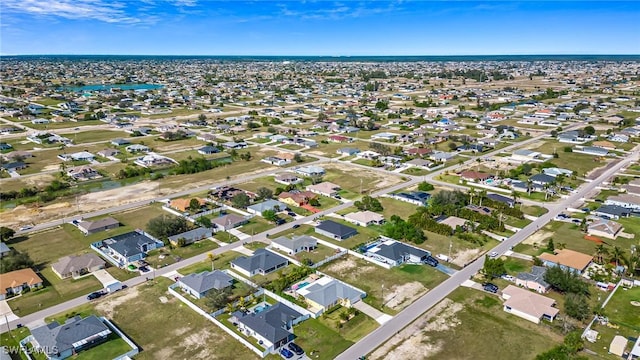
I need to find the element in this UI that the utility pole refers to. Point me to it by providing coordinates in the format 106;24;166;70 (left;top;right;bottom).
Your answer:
360;178;363;194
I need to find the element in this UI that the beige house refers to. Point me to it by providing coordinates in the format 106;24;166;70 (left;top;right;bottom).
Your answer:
502;285;559;324
344;211;385;227
306;182;341;197
587;219;623;239
539;249;593;275
0;268;43;299
52;254;106;279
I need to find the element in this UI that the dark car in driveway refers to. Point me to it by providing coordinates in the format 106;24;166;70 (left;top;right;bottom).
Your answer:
483;283;499;293
424;256;439;267
287;342;304;356
280;348;294;359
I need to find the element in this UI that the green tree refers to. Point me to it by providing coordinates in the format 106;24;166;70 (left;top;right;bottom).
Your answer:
293;153;304;163
354;196;383;212
417;182;435;191
256;187;273;200
309;198;321;207
583;126;595;135
482;256;506;279
543;266;590;295
232;193;251;208
146;214;190;242
546;238;555;252
262;209;278;222
205;287;233;310
565;293;590;321
195;216;212;229
0;227;15;242
189;198;202;212
0;251;35;274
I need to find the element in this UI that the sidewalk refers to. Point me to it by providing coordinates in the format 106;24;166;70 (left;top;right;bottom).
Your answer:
353;301;393;324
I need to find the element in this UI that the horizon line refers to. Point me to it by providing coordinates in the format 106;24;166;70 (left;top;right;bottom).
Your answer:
3;53;640;57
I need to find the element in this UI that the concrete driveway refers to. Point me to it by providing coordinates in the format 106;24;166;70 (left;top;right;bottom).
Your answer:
0;300;19;322
353;301;393;324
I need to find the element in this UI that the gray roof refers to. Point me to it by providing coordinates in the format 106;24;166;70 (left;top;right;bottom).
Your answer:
530;173;555;184
302;279;364;307
231;248;288;273
179;270;233;294
272;235;317;251
0;242;10;255
581;146;608;155
211;213;246;227
106;231;158;258
78;217;119;232
516;266;549;288
594;204;632;216
487;193;515;205
237;303;302;343
168;227;213;243
373;242;429;262
247;199;287;214
31;316;111;356
315;220;358;238
52;254;105;275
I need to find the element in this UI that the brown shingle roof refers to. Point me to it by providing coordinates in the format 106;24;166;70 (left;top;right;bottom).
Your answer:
539;249;592;272
0;268;43;295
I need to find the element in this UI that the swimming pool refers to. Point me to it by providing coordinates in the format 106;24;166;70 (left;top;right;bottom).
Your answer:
253;304;270;314
297;281;310;289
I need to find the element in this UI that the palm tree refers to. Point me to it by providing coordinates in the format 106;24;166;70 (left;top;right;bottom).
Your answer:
556;242;566;250
594;244;609;265
511;190;520;208
478;189;487;207
469;188;476;206
207;252;216;271
543;183;550;201
609;246;625;268
527;179;534;195
623;252;639;276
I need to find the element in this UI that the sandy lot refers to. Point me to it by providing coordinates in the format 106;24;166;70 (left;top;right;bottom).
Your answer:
451;248;482;267
322;162;405;190
384;281;427;310
95;286;140;318
522;230;553;246
370;298;463;360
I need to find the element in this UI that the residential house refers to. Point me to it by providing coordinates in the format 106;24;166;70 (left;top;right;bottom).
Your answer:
0;143;12;151
67;166;101;181
222;141;248;149
622;179;640;196
592;140;616;150
315;220;358;240
404;147;433;157
278;191;317;207
177;270;234;299
51;254;106;279
328;135;351;143
605;194;640;212
529;173;556;186
558;130;588;144
487;193;515;208
134;153;177;168
539;249;593;275
110;138;130;146
515;266;550;293
261;157;291;166
77;217;120;235
365;239;430;267
96;149;119;158
210;186;257;202
125;144;149;153
610;133;629;143
170;197;206;212
593;204;632;220
429;151;457;162
95;230;164;267
405;158;434;170
344;211;385;227
211;214;248;231
247;199;288;215
230;248;289;277
197;146;219;155
234;302;306;352
542;167;573;178
336;147;360;156
57;151;95;162
501;285;559;324
388;191;431;206
460;170;492;182
271;235;318;255
0;162;27;172
274;173;303;186
306;182;340;197
168;227;213;247
371;132;399;141
294;165;325;177
30;315;113;360
511;149;541;162
0;268;43;299
587;219;623;240
295;276;366;312
574;146;608;156
0;242;10;257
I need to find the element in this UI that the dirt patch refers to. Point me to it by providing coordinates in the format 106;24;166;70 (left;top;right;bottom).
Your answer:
324;257;359;273
523;230;553;246
94;286;140;318
181;329;222;360
322;162;404;190
384;281;427;310
451;248;481;267
371;298;462;360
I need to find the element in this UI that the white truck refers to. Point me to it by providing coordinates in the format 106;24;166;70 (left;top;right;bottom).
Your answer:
104;280;123;293
436;254;451;262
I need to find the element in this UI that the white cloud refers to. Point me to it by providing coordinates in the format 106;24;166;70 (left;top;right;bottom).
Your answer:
173;0;197;6
3;0;155;24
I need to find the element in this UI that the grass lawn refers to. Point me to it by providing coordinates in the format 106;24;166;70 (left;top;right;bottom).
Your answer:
378;197;418;219
111;203;166;229
0;327;32;360
532;141;606;176
8;267;103;316
178;251;241;274
237;176;280;193
322;164;403;195
271;243;338;265
293;318;357;359
145;240;219;268
52;277;258;360
35;98;65;106
213;231;240;244
29;120;105;130
319;256;448;313
71;130;130;144
503;257;532;274
410;287;563;360
239;216;276;236
521;205;549;217
503;215;532;228
604;286;640;331
303;139;371;158
75;333;132;360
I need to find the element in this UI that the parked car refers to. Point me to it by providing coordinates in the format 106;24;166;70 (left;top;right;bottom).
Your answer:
488;251;499;259
287;342;304;356
288;212;297;217
280;348;294;359
87;291;103;300
483;283;499;293
292;224;300;229
18;225;33;231
424;256;439;267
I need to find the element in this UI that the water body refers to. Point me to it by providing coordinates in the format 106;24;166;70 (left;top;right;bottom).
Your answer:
62;83;164;92
9;54;640;63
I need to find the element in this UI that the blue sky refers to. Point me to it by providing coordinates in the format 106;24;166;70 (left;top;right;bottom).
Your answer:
2;1;639;55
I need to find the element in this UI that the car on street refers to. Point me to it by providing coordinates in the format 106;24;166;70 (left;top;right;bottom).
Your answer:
19;225;33;231
488;251;499;258
483;283;499;293
87;291;104;300
292;224;300;229
280;348;294;359
287;342;304;356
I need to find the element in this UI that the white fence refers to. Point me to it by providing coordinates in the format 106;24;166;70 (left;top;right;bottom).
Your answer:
311;250;347;269
103;317;140;360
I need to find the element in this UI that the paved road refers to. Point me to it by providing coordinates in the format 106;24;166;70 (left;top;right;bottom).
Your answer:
334;146;640;360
